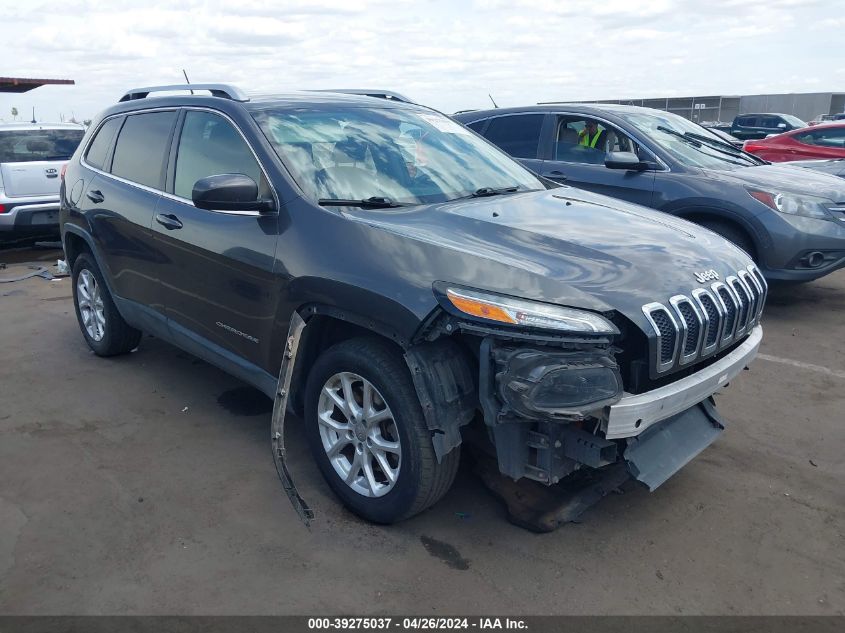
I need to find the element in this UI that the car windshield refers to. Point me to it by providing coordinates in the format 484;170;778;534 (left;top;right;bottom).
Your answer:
781;114;806;128
251;106;543;205
618;111;757;169
0;128;84;163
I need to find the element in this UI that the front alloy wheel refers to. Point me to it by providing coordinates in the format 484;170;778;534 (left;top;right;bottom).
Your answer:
318;372;401;498
304;337;460;523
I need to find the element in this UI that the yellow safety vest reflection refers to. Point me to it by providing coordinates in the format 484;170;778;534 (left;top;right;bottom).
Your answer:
580;129;602;148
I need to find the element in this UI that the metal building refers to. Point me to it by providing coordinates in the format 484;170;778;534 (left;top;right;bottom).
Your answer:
553;92;845;124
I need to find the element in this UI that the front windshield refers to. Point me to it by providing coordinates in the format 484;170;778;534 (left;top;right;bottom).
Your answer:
782;114;806;128
251;106;543;205
617;110;758;169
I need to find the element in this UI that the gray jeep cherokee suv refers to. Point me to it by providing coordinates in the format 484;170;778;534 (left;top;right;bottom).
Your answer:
60;85;764;526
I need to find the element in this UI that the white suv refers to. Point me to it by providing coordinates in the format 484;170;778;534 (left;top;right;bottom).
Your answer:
0;122;85;236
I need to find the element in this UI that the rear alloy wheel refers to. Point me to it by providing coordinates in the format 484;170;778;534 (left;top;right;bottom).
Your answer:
304;337;459;523
71;253;142;356
76;269;106;342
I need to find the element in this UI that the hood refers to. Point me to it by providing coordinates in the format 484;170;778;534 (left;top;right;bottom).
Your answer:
782;159;845;180
346;188;754;333
706;163;845;201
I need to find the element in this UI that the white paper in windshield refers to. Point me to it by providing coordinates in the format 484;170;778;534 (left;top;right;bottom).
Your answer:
417;113;472;135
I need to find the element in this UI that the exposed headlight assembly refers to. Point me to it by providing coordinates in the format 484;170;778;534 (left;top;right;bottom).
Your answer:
747;188;833;220
498;348;623;419
442;286;619;334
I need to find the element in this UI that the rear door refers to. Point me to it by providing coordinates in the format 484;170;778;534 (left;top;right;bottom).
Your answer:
78;110;177;311
537;113;656;207
0;128;84;197
152;108;281;370
476;113;547;175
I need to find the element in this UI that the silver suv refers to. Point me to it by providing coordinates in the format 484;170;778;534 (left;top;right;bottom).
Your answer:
0;123;85;236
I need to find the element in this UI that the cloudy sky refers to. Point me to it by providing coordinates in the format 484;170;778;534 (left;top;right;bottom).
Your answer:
3;0;843;122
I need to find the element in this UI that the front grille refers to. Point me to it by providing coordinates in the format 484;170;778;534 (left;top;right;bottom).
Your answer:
678;301;700;355
650;308;677;364
697;293;720;347
716;286;737;340
642;264;766;375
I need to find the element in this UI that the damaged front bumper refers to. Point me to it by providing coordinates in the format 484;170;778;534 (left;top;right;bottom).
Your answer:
481;325;762;491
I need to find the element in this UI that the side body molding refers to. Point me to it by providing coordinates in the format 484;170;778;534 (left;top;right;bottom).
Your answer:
270;311;314;526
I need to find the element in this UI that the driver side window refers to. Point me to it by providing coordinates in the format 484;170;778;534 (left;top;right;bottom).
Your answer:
174;111;269;201
552;116;637;165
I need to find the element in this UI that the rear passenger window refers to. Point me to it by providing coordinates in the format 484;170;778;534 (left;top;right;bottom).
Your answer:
85;117;122;170
110;111;177;189
483;114;544;159
174;111;266;200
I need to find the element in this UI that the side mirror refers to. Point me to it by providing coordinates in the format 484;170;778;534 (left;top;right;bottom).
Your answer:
605;151;647;171
192;174;275;213
776;123;787;129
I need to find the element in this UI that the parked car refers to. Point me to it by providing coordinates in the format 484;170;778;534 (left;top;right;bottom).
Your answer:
743;122;845;162
0;123;85;237
729;113;806;140
809;113;845;126
783;158;845;179
61;84;765;525
454;104;845;282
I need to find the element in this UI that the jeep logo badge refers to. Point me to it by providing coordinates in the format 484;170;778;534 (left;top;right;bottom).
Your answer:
694;269;720;283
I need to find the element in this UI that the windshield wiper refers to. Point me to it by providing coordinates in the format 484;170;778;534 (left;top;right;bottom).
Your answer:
656;125;750;166
682;132;762;164
470;186;522;197
318;196;408;208
657;125;701;146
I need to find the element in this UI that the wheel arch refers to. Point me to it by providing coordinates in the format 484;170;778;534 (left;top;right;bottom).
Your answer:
670;206;762;261
284;305;477;460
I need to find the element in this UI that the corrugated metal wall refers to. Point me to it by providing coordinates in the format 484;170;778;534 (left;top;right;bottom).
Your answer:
574;93;845;123
737;93;834;121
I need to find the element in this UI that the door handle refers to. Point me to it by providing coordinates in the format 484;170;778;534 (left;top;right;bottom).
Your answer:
155;213;183;230
542;171;567;180
86;189;104;204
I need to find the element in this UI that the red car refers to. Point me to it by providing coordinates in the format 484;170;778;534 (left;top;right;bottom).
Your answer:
743;122;845;162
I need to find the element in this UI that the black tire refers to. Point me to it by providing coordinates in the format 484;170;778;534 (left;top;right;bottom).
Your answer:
699;219;756;261
71;253;142;356
304;337;460;524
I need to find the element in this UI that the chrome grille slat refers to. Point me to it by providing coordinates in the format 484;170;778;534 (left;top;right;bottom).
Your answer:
643;266;765;375
692;288;722;354
726;275;749;336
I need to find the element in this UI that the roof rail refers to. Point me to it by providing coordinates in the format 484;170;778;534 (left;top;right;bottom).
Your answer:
118;84;249;103
312;89;415;104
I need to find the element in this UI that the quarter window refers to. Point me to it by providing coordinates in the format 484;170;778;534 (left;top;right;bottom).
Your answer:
482;114;544;159
174;111;265;200
85;117;122;170
110;111;177;189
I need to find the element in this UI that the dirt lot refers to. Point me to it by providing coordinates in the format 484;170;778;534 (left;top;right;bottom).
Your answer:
1;245;843;616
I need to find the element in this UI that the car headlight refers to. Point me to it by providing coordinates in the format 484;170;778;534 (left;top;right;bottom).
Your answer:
442;286;619;334
747;189;833;220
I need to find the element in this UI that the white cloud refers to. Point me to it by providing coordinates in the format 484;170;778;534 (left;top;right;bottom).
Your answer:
0;0;842;122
